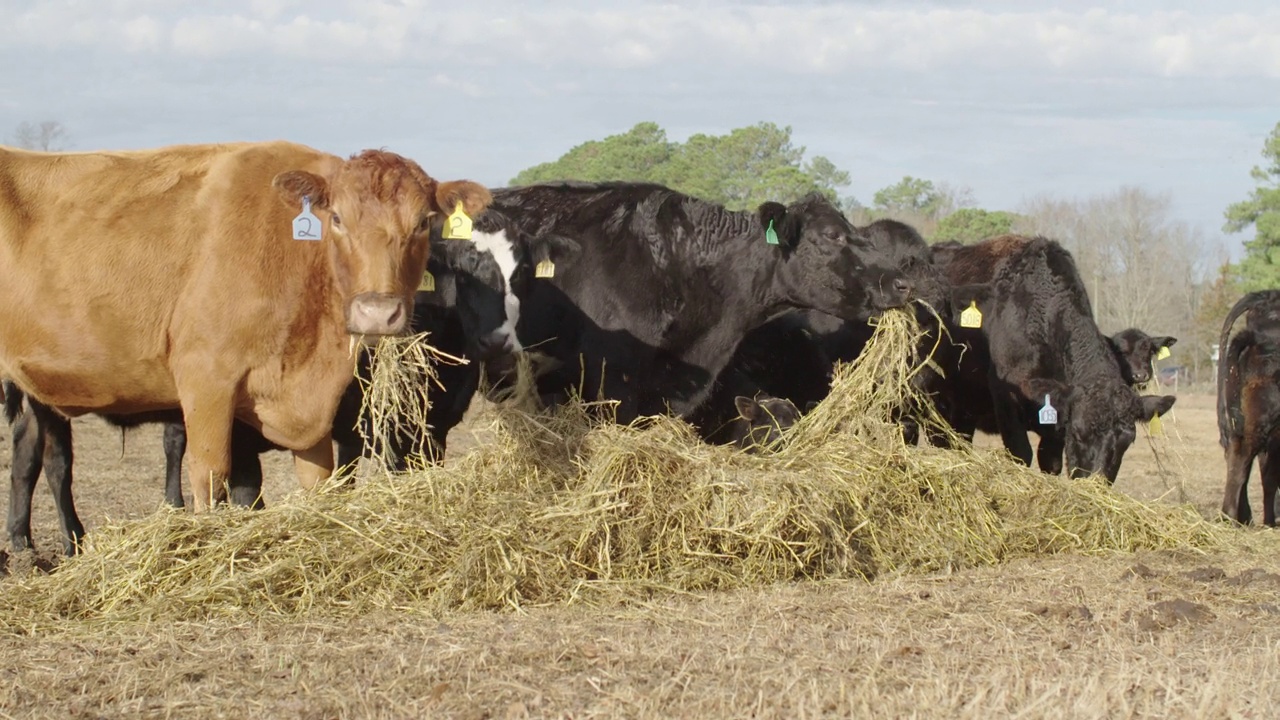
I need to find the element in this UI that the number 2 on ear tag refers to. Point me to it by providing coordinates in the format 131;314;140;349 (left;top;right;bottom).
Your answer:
960;301;983;329
418;271;436;292
535;259;555;278
442;201;473;240
765;219;779;246
1038;395;1058;425
292;196;322;241
1156;346;1171;360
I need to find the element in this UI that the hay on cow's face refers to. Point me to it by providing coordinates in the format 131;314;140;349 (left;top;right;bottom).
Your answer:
0;310;1231;631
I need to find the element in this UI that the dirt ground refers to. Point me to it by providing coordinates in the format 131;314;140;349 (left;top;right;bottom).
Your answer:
1;392;1279;719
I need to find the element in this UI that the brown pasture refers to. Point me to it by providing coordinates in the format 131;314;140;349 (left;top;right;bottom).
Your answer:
1;392;1279;719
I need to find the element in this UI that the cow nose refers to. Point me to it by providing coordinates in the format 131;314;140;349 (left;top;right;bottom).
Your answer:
348;293;407;336
892;277;912;300
475;330;515;361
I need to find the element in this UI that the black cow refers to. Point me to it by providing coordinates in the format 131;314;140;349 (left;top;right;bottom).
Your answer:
485;182;911;424
1107;329;1177;387
3;385;273;556
690;219;955;445
4;223;556;555
1217;290;1280;525
934;235;1175;482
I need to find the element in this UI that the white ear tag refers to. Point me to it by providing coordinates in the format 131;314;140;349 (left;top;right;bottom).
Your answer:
292;196;322;241
1038;395;1058;425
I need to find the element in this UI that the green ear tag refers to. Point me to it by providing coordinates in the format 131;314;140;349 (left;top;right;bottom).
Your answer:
765;219;779;246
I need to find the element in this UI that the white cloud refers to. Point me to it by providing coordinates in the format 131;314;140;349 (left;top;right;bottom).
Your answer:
8;3;1280;77
2;0;1278;247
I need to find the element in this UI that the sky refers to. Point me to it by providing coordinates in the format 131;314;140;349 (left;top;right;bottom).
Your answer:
4;0;1279;263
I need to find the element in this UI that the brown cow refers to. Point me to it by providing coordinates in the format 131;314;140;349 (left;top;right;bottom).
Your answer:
0;141;490;510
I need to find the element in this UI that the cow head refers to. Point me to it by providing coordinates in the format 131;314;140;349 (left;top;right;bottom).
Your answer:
1107;329;1177;387
457;211;581;377
759;194;911;321
422;238;514;361
731;395;801;452
273;150;491;340
1028;378;1176;483
859;219;948;311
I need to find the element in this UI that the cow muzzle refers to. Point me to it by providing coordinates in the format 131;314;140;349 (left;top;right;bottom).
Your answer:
876;275;913;309
348;292;408;336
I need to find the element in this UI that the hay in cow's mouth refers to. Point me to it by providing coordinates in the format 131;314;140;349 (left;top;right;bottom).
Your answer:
354;332;461;473
0;311;1234;630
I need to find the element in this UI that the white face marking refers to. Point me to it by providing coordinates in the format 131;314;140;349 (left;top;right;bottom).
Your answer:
470;229;523;352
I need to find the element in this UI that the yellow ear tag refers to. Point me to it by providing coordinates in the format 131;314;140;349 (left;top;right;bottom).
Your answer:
1156;346;1171;360
442;201;473;240
535;259;556;278
1149;414;1164;436
960;301;983;329
418;271;436;292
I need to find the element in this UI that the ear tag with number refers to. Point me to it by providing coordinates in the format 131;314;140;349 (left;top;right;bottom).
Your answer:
765;219;779;246
1156;346;1171;360
1038;395;1058;425
292;196;322;241
442;201;473;240
418;271;436;292
1149;414;1164;436
535;259;556;278
960;301;983;329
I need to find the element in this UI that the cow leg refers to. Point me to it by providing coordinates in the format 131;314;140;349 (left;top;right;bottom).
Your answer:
179;395;234;512
1222;437;1255;525
1036;430;1066;477
993;398;1034;467
1263;441;1280;527
7;403;46;552
162;421;187;509
228;423;266;510
293;433;335;490
36;405;84;556
331;380;365;481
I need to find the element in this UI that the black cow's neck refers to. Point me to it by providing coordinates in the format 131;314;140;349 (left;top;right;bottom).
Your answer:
669;203;783;372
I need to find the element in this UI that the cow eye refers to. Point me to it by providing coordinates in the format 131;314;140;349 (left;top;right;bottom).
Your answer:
331;213;342;227
415;216;433;235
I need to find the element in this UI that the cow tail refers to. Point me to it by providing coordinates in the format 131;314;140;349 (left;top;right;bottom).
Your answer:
1217;292;1266;447
2;379;24;425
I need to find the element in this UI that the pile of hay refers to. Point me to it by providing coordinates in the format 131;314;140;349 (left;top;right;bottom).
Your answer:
0;311;1228;628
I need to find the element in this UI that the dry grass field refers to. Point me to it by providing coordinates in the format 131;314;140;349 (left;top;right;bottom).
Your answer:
1;390;1278;719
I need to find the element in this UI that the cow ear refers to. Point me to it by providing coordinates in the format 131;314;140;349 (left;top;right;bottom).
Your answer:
734;396;760;421
1153;336;1177;350
756;201;799;249
273;171;330;209
434;180;492;217
531;233;582;269
948;283;992;322
804;400;821;413
1136;394;1176;421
